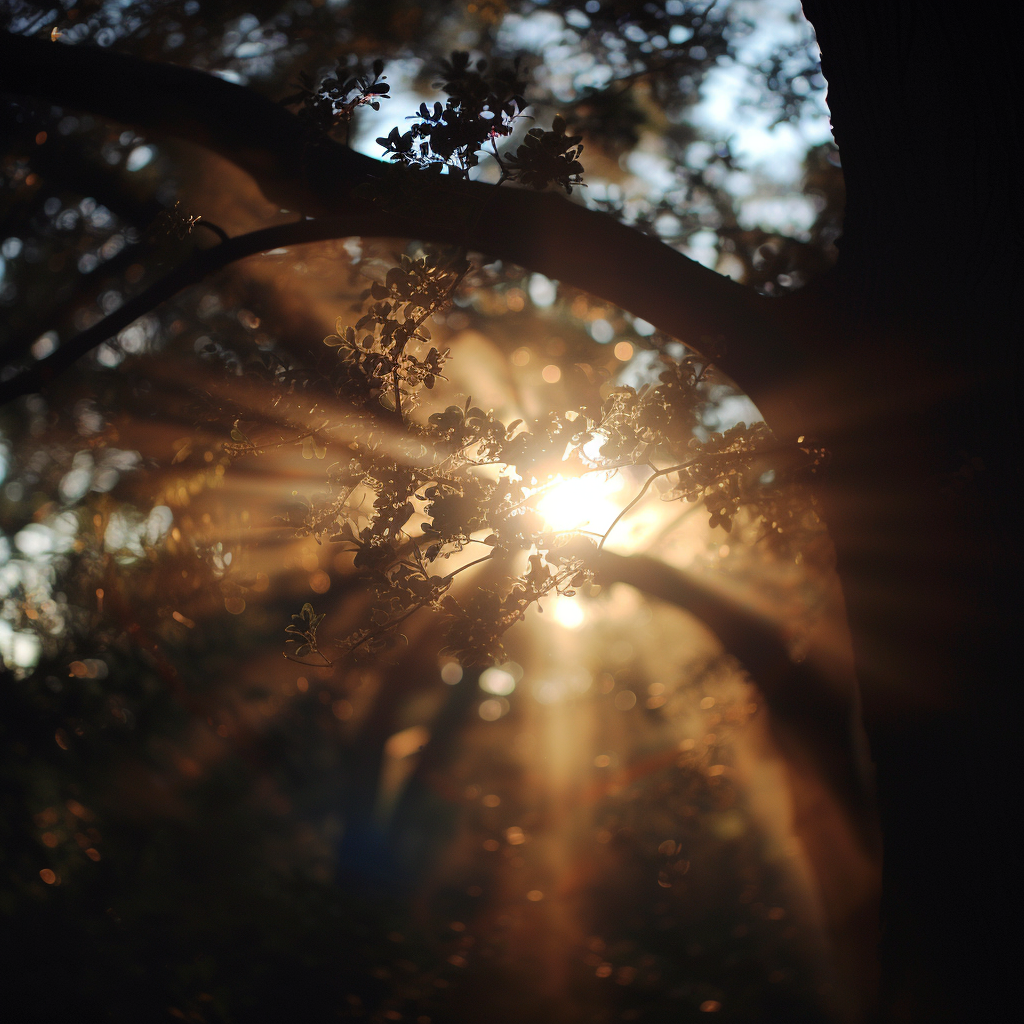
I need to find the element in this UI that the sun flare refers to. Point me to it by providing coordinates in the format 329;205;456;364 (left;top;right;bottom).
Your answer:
535;471;625;535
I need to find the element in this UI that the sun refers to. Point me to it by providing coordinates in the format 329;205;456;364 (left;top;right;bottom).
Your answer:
535;470;625;536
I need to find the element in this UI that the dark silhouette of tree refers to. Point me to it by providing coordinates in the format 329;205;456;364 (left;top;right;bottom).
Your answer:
0;2;1017;1022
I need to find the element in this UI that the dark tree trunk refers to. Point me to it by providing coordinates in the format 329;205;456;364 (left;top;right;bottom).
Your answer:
797;3;1019;1019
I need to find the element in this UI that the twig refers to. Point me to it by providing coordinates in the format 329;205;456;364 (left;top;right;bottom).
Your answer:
194;219;230;243
283;646;334;668
392;365;402;420
598;460;672;550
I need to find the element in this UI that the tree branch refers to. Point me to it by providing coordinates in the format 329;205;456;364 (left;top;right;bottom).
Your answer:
591;549;877;846
0;220;333;403
0;31;801;430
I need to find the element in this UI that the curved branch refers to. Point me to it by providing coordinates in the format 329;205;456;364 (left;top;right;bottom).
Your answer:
0;31;801;429
591;549;877;846
0;215;454;403
0;220;333;403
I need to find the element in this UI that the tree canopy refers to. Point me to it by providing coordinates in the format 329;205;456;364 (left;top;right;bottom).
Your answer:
0;2;1018;1023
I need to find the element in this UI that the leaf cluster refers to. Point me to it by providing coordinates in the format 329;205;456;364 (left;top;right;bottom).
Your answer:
377;51;526;178
596;352;707;462
441;545;590;666
273;384;604;663
284;601;327;662
501;114;586;194
662;423;827;547
191;234;817;668
322;249;466;411
283;58;391;139
269;314;822;665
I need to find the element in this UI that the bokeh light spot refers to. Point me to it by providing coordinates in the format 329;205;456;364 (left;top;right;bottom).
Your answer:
440;661;463;685
613;690;637;711
480;666;515;695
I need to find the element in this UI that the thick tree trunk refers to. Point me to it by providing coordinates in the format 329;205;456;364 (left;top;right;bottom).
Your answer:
798;3;1019;1019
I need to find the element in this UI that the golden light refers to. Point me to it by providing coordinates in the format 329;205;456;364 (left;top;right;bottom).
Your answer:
535;471;625;535
551;596;585;629
384;725;430;760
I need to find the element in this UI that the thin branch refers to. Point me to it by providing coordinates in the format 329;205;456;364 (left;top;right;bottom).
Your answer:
0;218;389;404
340;552;494;657
597;442;799;549
226;430;316;455
194;218;230;243
347;600;428;656
283;648;334;668
441;553;494;581
392;365;402;420
598;461;670;550
389;249;471;421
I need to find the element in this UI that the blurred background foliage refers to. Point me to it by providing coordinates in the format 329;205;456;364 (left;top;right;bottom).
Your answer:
1;1;852;1021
